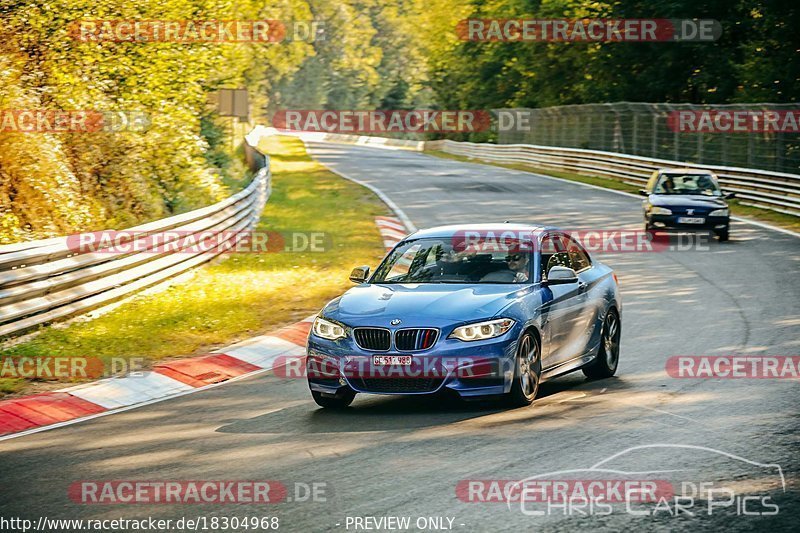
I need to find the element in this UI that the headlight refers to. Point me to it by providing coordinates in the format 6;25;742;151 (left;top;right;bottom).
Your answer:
709;208;729;217
650;206;672;215
312;317;347;340
449;318;515;342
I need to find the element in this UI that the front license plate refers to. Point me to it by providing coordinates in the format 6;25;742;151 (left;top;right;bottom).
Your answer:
373;355;412;366
678;217;705;224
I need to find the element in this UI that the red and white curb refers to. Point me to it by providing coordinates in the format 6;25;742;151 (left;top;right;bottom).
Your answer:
0;217;412;441
375;216;407;250
0;317;314;440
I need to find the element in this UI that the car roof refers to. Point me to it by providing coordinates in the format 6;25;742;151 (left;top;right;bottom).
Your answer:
657;167;716;175
405;223;550;240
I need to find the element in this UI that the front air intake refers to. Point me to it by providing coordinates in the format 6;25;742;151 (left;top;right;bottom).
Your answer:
394;328;439;351
353;328;391;351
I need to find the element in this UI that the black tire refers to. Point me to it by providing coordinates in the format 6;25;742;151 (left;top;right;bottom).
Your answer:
311;389;355;409
583;309;621;379
507;331;542;407
716;229;729;242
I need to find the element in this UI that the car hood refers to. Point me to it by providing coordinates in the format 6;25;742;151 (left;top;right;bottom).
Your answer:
322;283;531;325
648;194;727;208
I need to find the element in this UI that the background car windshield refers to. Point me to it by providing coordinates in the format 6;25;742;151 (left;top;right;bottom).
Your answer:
371;238;532;284
655;174;721;196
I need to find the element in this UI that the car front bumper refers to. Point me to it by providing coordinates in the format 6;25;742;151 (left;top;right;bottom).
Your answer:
647;214;729;231
306;334;519;398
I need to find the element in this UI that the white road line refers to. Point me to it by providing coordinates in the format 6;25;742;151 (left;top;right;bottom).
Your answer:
304;141;417;233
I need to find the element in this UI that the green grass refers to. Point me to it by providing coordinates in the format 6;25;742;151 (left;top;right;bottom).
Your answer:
0;135;390;397
426;150;800;233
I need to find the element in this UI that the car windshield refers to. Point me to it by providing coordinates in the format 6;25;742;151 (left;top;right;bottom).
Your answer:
371;237;533;284
655;173;721;196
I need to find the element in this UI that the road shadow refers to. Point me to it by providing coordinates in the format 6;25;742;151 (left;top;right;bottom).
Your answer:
215;373;630;435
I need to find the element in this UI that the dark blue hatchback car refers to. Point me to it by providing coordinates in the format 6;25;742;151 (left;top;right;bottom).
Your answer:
306;224;622;409
640;168;736;241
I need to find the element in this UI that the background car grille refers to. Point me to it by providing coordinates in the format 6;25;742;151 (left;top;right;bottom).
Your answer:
354;377;443;393
395;328;439;351
671;206;712;216
353;328;391;351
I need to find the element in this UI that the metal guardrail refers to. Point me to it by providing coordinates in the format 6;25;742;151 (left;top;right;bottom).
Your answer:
0;136;271;339
306;133;424;150
495;103;800;175
249;127;425;151
426;140;800;216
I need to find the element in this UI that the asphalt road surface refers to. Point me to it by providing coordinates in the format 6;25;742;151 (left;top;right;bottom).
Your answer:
1;141;798;532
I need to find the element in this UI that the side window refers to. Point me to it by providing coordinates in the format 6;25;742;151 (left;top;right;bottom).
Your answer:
654;174;668;193
540;233;571;279
565;235;592;272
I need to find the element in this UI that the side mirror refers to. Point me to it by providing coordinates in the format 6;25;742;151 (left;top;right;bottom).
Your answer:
638;189;650;197
545;265;578;285
349;265;370;283
724;192;736;199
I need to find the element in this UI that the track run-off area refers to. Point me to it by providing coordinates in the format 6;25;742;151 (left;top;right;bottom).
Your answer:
1;140;798;532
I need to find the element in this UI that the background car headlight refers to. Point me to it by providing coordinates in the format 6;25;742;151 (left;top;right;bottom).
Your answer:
650;206;672;215
312;317;347;340
709;208;729;217
449;318;515;342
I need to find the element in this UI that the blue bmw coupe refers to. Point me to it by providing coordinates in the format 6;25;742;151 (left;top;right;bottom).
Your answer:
306;224;621;408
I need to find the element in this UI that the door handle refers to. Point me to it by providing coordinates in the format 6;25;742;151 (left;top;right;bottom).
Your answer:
578;281;587;293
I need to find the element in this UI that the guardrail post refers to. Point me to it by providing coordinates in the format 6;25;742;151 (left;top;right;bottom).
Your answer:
722;133;729;168
697;132;704;164
673;126;680;161
652;114;658;158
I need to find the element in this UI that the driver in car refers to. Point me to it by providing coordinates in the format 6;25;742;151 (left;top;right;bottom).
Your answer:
506;252;529;282
477;250;530;283
434;243;460;276
659;175;676;193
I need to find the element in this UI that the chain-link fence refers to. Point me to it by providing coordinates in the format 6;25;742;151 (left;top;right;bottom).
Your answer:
496;103;800;175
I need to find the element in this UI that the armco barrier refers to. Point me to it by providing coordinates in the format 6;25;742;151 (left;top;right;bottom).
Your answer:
250;126;425;151
0;134;271;339
426;139;800;216
311;133;424;150
0;217;409;439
